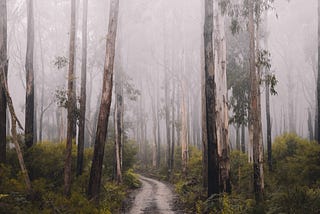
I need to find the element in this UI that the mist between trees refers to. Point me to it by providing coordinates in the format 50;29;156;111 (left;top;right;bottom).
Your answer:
0;0;319;213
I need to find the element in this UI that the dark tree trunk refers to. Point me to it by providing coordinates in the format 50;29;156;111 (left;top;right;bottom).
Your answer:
241;123;245;153
201;19;208;191
204;0;220;197
39;26;45;143
266;82;272;171
77;0;88;176
64;0;76;197
0;0;7;164
308;109;314;141
236;125;240;151
87;0;119;202
317;0;320;143
25;0;35;148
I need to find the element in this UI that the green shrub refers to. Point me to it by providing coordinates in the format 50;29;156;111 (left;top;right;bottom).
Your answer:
123;169;141;189
267;186;320;214
272;133;320;186
200;193;255;214
230;151;253;197
103;140;138;178
100;182;126;213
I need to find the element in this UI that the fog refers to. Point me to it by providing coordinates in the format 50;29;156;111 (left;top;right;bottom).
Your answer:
5;0;318;148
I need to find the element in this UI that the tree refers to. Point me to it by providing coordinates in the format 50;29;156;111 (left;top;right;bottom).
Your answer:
77;0;88;176
114;65;123;184
0;0;7;164
181;80;188;174
264;15;272;171
164;62;172;176
170;82;175;171
214;0;231;193
248;0;264;202
204;0;220;197
87;0;120;202
25;0;35;148
317;0;320;143
0;61;32;195
64;0;76;197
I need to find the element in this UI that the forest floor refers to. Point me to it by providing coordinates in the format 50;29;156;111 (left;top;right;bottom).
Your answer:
124;175;181;214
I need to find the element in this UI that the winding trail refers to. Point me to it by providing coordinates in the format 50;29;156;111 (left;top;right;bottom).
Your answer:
128;175;176;214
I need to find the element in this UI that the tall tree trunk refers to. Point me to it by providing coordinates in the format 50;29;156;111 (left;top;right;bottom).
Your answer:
77;0;88;176
25;0;35;148
114;68;123;183
241;123;245;153
214;1;231;193
181;80;188;174
176;86;181;147
149;80;157;168
236;125;240;151
156;84;161;168
0;64;32;194
87;0;119;202
317;0;320;143
266;81;272;171
0;0;7;164
248;0;264;202
165;70;171;176
171;82;175;171
201;27;208;191
204;0;220;197
38;25;45;143
64;0;76;197
200;0;207;188
264;12;272;172
151;99;157;168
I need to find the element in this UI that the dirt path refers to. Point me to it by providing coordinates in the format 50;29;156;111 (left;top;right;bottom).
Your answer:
128;175;176;214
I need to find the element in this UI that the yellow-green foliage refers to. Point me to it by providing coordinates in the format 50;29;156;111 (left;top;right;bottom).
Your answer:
104;140;138;176
174;146;204;211
199;193;255;214
100;182;126;213
265;134;320;214
230;151;253;197
123;169;141;189
272;133;320;186
1;141;138;213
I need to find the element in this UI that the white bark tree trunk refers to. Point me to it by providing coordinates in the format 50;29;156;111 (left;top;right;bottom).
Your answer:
214;1;230;193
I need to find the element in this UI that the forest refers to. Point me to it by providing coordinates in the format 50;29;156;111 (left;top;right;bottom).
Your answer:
0;0;319;213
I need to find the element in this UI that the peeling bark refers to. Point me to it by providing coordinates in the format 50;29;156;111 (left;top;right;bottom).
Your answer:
204;0;219;197
88;0;120;202
214;1;231;193
248;0;264;202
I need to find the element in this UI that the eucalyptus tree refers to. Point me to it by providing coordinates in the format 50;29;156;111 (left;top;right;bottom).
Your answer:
317;0;320;143
88;0;120;202
0;0;7;163
25;0;35;148
64;0;76;197
77;0;88;176
204;0;220;196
